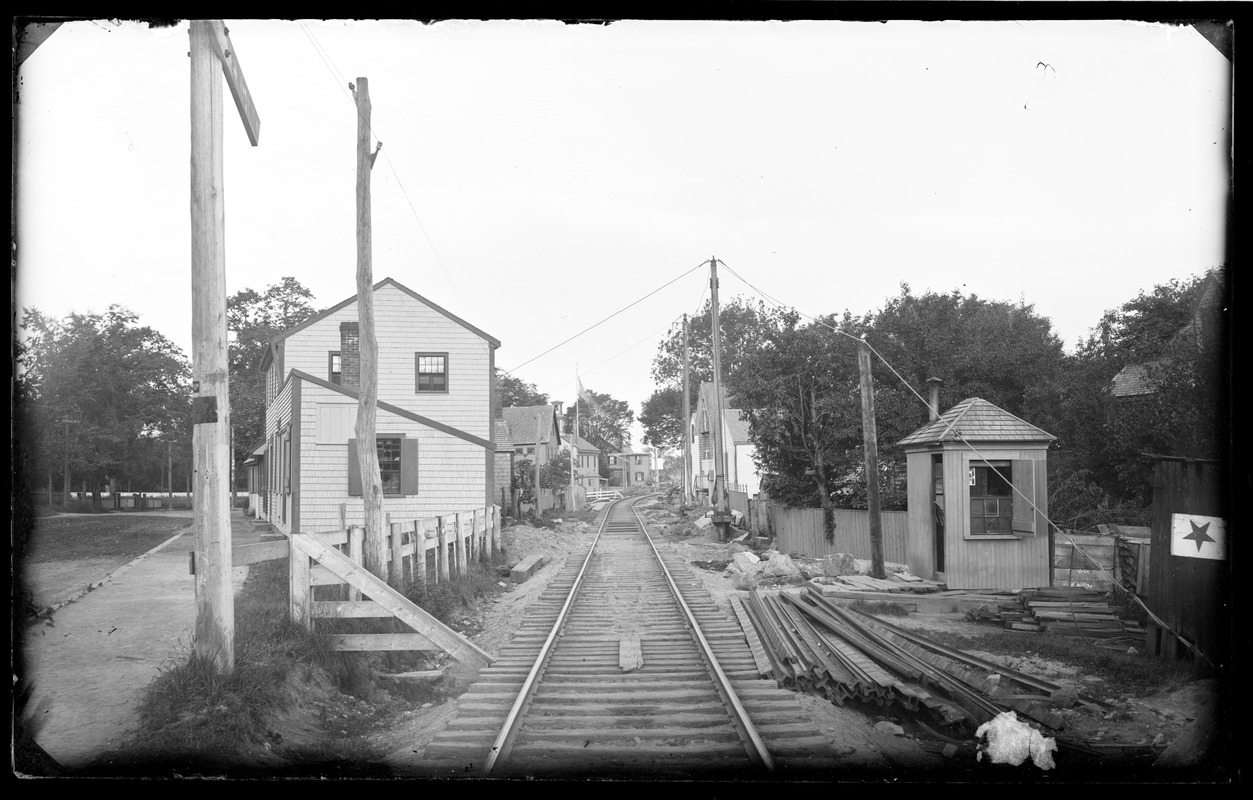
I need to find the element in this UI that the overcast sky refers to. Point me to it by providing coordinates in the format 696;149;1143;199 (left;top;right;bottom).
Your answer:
15;19;1230;450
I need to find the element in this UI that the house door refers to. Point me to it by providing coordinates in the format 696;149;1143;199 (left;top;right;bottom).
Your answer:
932;454;945;573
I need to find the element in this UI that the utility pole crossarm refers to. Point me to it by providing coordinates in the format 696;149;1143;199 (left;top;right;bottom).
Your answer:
207;21;260;146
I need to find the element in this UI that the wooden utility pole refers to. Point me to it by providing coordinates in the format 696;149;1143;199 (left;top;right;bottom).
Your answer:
352;77;386;580
858;339;886;579
681;313;692;510
189;20;260;673
709;257;732;541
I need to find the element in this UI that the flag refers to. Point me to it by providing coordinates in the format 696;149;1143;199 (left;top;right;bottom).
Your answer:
577;376;599;412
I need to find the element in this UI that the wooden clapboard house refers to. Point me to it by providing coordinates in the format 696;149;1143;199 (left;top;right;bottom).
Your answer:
255;278;500;535
900;393;1055;590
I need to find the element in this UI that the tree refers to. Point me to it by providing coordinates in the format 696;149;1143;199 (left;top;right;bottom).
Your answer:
17;306;191;505
640;387;684;450
540;450;572;493
226;278;319;484
732;310;870;541
1050;271;1226;513
497;369;549;407
650;296;778;396
562;387;634;466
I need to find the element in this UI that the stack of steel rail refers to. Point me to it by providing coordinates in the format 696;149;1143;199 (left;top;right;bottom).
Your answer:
737;587;1098;734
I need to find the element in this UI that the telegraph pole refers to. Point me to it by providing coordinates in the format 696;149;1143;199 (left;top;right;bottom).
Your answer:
189;20;260;673
681;313;691;510
858;339;886;579
352;77;386;580
709;257;732;541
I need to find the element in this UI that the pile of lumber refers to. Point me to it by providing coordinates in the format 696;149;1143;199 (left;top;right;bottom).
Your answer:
971;587;1145;638
812;572;945;594
732;588;1096;735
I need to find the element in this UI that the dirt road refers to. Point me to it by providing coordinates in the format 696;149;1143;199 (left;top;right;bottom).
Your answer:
16;511;273;772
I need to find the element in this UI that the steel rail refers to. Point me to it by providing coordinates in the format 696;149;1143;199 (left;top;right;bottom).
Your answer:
627;500;776;771
480;495;623;774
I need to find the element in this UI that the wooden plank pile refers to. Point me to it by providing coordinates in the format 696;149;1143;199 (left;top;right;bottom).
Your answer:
734;588;1089;735
812;572;945;594
970;587;1146;638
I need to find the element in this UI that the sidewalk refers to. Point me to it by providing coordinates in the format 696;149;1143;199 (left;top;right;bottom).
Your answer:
18;512;273;772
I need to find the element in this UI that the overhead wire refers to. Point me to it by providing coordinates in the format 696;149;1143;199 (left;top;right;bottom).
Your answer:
716;258;1209;665
297;22;470;319
502;259;709;375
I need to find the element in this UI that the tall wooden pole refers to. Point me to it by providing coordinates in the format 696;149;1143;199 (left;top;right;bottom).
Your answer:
189;20;234;672
858;340;886;579
681;313;692;509
352;77;386;580
709;257;730;541
534;410;543;513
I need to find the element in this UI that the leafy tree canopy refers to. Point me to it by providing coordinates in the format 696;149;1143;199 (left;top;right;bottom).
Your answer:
497;369;549;407
227;277;319;476
17;305;190;497
562;387;634;458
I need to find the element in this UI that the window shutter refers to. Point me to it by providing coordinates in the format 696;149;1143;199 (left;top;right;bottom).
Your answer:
401;439;420;495
1011;459;1035;535
347;439;362;496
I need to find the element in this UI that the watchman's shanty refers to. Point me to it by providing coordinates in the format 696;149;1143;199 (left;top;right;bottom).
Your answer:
900;385;1055;590
253;277;500;535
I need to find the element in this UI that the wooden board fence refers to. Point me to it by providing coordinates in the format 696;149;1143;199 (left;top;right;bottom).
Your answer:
768;506;908;563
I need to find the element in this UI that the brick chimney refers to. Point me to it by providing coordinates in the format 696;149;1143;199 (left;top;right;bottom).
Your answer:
926;376;943;422
340;321;360;389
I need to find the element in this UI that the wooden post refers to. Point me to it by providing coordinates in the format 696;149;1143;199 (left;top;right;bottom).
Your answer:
415;520;430;590
682;313;692;509
189;20;234;672
350;76;387;581
390;522;403;586
534;411;543;516
454;512;467;576
437;516;451;583
858;340;886;579
348;525;364;601
491;505;501;557
289;534;311;631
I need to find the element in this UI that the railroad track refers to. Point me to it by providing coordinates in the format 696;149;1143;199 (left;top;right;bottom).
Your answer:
420;496;841;779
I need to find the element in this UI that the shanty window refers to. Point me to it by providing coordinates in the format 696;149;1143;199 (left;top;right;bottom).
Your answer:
415;353;448;393
969;462;1013;535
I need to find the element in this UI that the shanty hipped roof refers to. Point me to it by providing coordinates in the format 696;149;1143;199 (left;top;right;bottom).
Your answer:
500;405;561;446
898;397;1055;447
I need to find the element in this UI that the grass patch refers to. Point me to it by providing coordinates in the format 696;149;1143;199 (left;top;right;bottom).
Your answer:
921;628;1201;698
848;599;912;617
21;516;188;563
402;553;508;626
83;559;339;776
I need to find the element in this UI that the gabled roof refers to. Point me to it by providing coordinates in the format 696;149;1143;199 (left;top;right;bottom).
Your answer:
1110;267;1225;398
1111;361;1161;398
726;411;752;445
565;433;601;454
267;277;501;352
898;397;1055;447
500;404;562;446
493;418;513;451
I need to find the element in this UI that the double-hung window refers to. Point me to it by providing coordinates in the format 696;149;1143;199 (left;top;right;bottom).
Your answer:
348;435;418;497
329;352;342;385
415;353;448;393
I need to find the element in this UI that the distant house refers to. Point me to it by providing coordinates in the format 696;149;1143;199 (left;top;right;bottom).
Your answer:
1111;267;1226;398
562;433;605;489
899;395;1056;590
688;381;762;501
608;451;654;488
500;404;564;466
254;278;500;535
